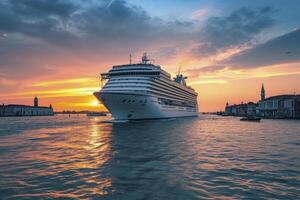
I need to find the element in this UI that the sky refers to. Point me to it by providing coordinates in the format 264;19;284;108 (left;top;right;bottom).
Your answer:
0;0;300;112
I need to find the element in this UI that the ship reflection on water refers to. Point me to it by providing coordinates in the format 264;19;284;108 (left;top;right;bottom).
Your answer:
0;115;299;199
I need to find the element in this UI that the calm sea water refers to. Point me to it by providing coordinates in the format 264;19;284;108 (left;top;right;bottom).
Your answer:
0;115;299;200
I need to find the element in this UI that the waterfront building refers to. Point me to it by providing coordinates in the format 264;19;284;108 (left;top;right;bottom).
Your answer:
225;102;258;116
258;94;300;118
258;84;300;118
0;97;54;117
246;102;258;116
224;84;300;119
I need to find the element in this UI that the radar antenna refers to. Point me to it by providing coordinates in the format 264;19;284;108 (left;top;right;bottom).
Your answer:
177;65;182;75
141;53;150;64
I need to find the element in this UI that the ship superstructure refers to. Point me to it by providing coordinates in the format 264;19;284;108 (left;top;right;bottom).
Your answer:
94;53;198;120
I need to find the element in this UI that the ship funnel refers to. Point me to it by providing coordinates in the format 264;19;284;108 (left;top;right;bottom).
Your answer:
174;74;187;86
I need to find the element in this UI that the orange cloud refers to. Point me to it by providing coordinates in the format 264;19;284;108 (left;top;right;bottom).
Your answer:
31;78;96;87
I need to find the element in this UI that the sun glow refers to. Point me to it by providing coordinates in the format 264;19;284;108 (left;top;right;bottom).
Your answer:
91;100;99;106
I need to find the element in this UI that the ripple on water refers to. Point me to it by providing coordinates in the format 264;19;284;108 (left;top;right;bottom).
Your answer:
0;115;299;199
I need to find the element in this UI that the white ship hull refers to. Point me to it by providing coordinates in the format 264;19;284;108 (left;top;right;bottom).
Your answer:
94;92;198;120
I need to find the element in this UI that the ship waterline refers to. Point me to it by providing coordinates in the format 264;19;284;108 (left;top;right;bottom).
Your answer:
94;53;198;120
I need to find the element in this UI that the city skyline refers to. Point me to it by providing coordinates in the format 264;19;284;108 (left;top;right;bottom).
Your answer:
1;0;300;112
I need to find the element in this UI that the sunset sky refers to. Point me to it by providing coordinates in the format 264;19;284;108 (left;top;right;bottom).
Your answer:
0;0;300;112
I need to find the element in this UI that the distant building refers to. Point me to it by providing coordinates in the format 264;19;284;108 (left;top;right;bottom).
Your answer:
0;97;54;117
261;84;265;101
258;94;300;118
246;102;258;116
225;102;258;116
224;84;300;119
34;96;38;107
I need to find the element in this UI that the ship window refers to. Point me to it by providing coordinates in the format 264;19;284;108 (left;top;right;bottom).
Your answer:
132;100;135;103
122;99;126;103
128;100;131;103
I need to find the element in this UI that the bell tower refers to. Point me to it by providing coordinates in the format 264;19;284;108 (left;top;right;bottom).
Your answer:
34;96;38;107
261;84;265;101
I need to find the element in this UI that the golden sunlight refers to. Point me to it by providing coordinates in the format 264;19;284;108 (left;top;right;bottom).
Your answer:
31;78;95;87
91;100;99;106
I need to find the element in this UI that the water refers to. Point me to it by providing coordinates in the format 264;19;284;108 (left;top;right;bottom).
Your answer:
0;115;299;199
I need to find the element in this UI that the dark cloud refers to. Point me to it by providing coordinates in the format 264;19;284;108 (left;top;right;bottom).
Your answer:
184;28;300;76
227;29;300;68
192;6;275;56
9;0;78;17
0;0;193;80
0;0;192;48
75;1;155;41
0;0;79;46
74;0;194;50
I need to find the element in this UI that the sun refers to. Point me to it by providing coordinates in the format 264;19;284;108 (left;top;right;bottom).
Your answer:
91;100;99;106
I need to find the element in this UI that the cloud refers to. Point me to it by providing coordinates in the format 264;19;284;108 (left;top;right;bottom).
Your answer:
0;0;192;48
0;1;294;84
191;7;210;19
226;29;300;68
2;87;100;99
185;65;228;77
189;79;228;85
105;0;115;9
192;6;275;56
0;0;79;45
9;0;78;17
30;78;96;87
75;0;194;49
0;0;193;80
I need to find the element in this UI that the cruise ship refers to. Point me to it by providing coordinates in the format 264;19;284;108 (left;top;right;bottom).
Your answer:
94;53;198;120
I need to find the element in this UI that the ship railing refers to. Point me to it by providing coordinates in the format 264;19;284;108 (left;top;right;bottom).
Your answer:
112;64;161;69
101;73;110;80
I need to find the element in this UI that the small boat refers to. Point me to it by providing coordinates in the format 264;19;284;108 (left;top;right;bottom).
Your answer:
86;112;107;116
240;116;261;122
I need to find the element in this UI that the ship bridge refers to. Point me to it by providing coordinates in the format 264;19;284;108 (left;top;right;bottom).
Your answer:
101;53;171;80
